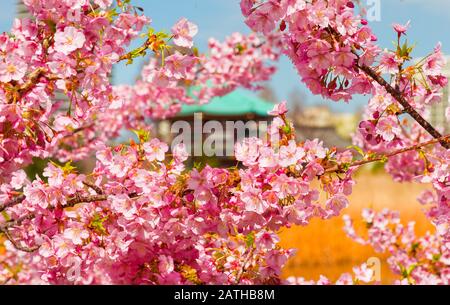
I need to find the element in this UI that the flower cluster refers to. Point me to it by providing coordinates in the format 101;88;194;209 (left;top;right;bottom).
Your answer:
241;0;450;256
241;0;379;101
343;209;449;285
0;108;361;284
1;0;280;176
0;0;150;178
0;0;449;285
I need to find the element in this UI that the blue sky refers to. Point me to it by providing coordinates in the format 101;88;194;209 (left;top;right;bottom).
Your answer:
1;0;450;113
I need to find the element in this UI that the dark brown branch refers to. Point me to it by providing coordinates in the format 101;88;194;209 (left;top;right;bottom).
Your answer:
0;214;35;231
66;194;107;206
0;195;25;213
357;63;450;149
6;68;59;103
82;181;104;195
0;277;12;285
17;68;47;97
0;184;140;253
325;134;450;174
3;229;40;253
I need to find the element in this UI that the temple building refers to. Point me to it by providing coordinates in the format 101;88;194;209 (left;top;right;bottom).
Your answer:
156;90;274;166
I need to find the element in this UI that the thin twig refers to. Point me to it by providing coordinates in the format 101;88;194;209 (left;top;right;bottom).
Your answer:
325;134;450;174
0;195;25;213
235;247;255;284
82;181;104;195
3;229;40;253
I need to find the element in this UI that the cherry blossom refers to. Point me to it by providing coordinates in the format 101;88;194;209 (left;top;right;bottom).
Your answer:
0;0;448;286
54;26;86;55
172;18;198;48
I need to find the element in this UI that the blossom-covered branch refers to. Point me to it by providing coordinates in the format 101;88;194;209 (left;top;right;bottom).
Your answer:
0;0;448;285
325;134;450;174
356;63;450;149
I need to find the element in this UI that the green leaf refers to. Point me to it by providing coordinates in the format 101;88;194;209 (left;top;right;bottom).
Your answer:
44;19;57;33
347;145;365;157
89;213;108;236
406;264;417;276
281;125;291;135
50;160;77;175
235;43;245;54
432;253;441;262
245;232;255;248
411;242;420;253
193;161;204;171
132;129;150;143
2;211;11;222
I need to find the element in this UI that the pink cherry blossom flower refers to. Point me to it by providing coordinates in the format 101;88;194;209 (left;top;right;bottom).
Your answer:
353;263;374;283
38;239;54;258
268;101;288;116
94;0;112;9
143;138;168;162
63;226;89;245
0;56;28;82
54;26;86;55
171;18;198;48
241;188;267;214
379;51;402;74
278;140;305;167
256;231;280;250
326;194;349;217
271;174;306;199
43;163;65;187
47;53;77;78
53;238;73;260
333;49;356;68
173;143;189;162
304;139;327;160
164;52;197;80
235;137;261;166
258;147;278;168
158;255;175;274
336;273;353;285
376;116;401;141
10;170;28;190
393;21;410;37
109;194;137;220
245;6;276;34
240;0;254;17
23;183;49;209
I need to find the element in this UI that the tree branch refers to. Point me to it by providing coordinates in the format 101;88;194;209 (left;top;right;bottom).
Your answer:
325;134;450;174
0;184;140;252
0;195;25;213
2;229;40;253
82;181;104;195
357;63;450;149
6;68;59;103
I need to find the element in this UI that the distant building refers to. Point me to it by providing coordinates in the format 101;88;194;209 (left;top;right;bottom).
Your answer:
292;105;358;148
157;90;274;166
429;57;450;134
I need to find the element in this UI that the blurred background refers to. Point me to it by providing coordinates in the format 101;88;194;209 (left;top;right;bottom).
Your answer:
4;0;450;283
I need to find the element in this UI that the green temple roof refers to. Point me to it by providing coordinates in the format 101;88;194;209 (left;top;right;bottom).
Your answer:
178;89;274;117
